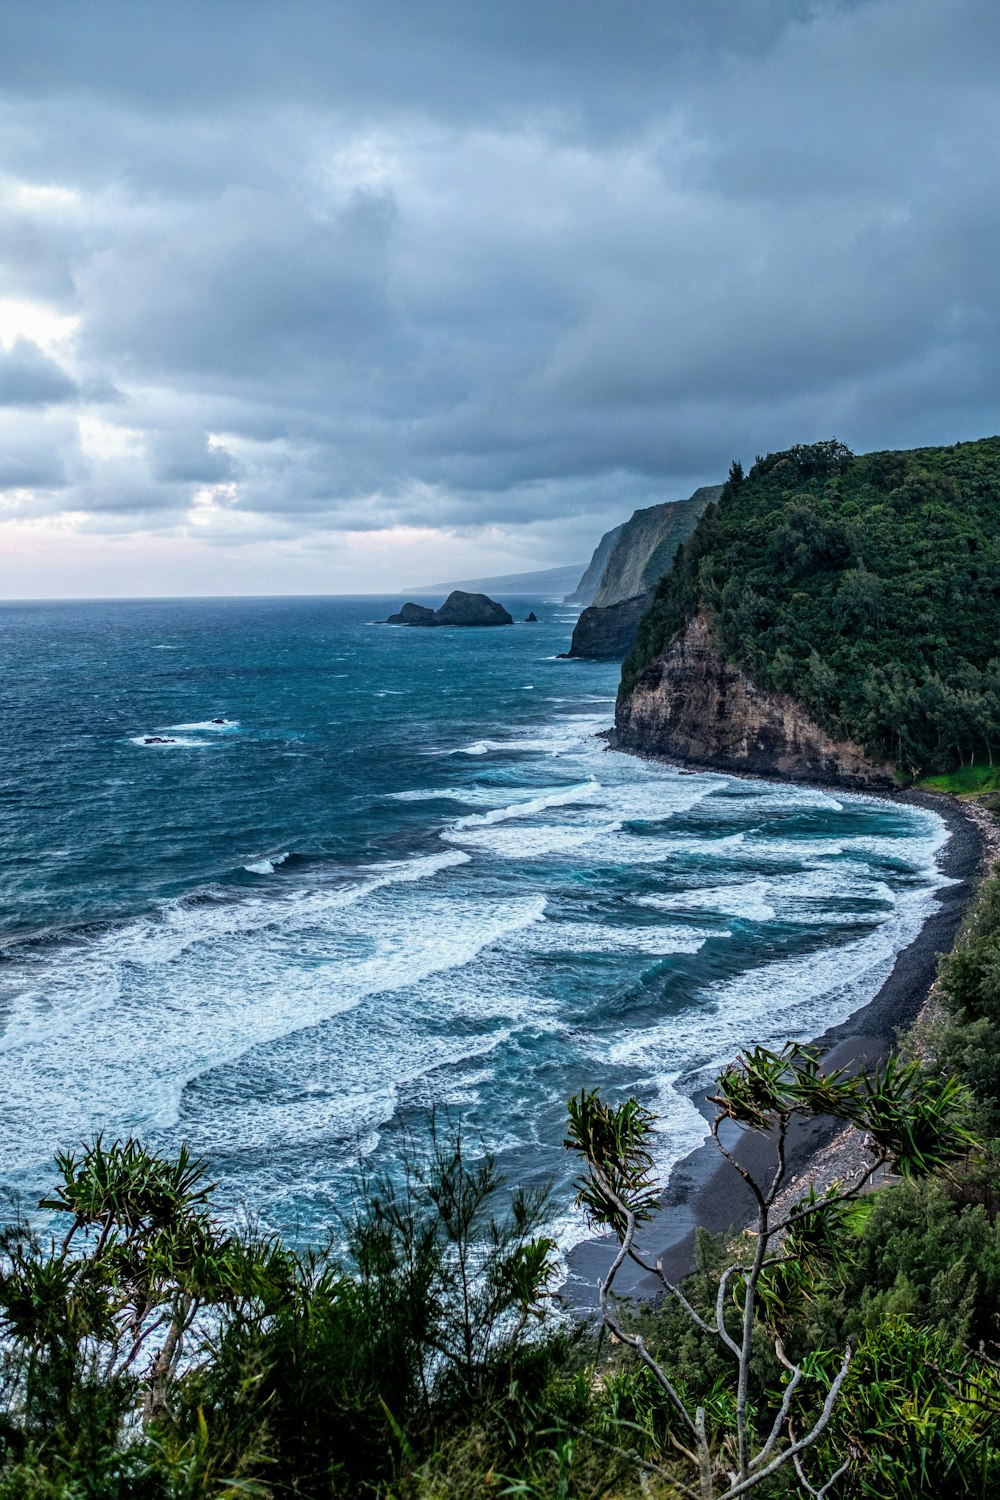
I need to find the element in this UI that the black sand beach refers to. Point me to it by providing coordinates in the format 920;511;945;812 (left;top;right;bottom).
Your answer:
565;789;986;1305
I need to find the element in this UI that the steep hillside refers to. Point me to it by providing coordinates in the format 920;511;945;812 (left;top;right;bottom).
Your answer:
593;485;721;608
564;525;623;604
565;484;721;658
618;438;1000;781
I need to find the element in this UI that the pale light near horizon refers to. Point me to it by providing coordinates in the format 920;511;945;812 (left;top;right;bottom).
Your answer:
1;0;998;597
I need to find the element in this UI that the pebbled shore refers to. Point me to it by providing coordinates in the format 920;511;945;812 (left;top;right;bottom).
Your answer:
565;787;987;1304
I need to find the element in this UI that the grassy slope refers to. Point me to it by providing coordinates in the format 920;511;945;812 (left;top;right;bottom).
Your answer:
920;764;1000;795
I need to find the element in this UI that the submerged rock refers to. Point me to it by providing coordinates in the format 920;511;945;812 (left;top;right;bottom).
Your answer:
382;590;513;627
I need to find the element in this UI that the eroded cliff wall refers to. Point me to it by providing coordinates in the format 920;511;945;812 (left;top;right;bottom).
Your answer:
615;612;896;789
593;485;722;608
565;525;623;605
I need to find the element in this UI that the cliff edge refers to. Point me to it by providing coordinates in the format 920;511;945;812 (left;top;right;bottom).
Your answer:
565;525;623;605
593;485;723;609
615;612;896;789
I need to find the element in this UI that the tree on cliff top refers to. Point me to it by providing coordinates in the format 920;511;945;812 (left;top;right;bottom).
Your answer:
621;436;1000;776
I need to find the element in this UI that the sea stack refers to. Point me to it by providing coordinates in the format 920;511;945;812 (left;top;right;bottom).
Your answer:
383;590;513;626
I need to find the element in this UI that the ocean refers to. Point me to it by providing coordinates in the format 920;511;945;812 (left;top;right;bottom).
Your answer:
0;595;951;1248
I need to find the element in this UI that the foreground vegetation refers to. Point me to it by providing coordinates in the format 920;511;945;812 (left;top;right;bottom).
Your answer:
3;857;1000;1497
622;437;1000;778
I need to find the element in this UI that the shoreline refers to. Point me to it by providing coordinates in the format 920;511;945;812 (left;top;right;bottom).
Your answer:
564;781;988;1305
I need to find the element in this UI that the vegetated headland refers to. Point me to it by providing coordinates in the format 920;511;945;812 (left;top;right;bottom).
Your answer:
569;436;1000;1292
3;437;1000;1496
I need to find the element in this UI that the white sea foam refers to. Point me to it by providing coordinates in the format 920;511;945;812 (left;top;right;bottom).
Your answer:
599;874;947;1178
244;853;290;876
446;711;611;760
166;719;240;732
443;818;623;859
1;675;956;1253
0;878;545;1175
450;780;599;830
514;920;716;957
637;882;777;923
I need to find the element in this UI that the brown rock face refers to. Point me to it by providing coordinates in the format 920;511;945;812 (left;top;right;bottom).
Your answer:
615;612;896;789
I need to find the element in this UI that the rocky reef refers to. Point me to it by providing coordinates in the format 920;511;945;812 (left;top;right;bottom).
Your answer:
615;612;896;789
383;590;513;627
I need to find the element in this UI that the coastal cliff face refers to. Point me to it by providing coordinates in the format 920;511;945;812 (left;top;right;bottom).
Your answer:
566;484;722;659
565;524;623;604
615;612;897;788
564;594;650;658
593;485;722;608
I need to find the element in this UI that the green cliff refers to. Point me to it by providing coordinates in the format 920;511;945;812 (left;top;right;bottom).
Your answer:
618;437;1000;780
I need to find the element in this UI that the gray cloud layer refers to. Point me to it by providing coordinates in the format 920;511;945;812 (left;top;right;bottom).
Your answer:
1;0;998;585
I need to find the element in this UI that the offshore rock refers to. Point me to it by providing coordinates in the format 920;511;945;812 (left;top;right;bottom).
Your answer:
615;612;896;789
433;590;513;626
384;590;513;627
564;594;651;659
384;601;437;625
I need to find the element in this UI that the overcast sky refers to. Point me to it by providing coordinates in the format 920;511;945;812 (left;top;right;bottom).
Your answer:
0;0;997;597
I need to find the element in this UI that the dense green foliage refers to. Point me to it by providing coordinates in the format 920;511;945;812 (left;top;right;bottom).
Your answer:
4;851;1000;1495
621;438;1000;775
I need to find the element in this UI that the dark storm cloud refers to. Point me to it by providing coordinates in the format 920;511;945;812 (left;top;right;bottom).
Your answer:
1;0;998;569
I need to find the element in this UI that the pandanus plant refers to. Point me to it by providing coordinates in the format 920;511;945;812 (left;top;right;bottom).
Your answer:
565;1043;975;1500
1;1137;295;1432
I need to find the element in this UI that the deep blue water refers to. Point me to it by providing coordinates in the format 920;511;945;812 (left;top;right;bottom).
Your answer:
0;595;950;1246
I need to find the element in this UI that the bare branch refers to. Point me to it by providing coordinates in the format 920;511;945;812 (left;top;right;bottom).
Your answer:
792;1447;853;1498
717;1344;852;1499
654;1259;719;1338
568;1423;693;1491
714;1262;745;1360
764;1114;790;1207
596;1193;700;1444
764;1154;887;1237
749;1338;803;1472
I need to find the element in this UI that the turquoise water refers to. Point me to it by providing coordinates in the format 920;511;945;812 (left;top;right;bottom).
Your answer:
0;596;949;1246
